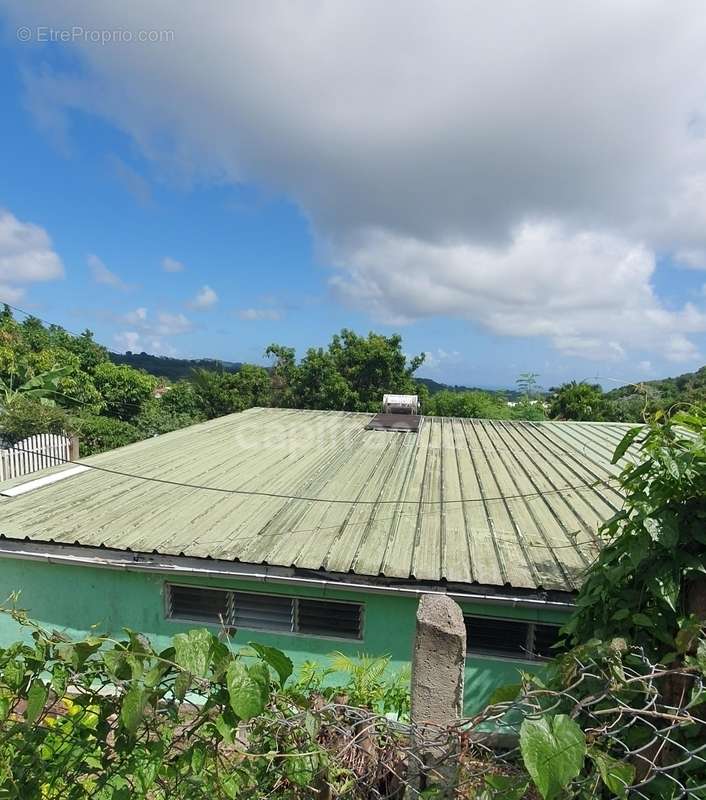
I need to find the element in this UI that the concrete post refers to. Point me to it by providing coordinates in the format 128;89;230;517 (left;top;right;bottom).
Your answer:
69;436;80;462
410;593;466;795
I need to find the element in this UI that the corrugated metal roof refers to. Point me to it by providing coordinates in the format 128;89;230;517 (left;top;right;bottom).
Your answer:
0;408;636;593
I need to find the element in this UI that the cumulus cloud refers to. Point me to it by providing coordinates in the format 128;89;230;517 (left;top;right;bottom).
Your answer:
188;284;218;309
162;256;185;272
114;329;178;355
0;210;64;301
87;254;132;291
332;224;706;362
8;1;706;362
121;307;193;335
237;307;281;321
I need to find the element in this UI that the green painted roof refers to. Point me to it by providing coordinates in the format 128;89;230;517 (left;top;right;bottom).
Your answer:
0;408;635;593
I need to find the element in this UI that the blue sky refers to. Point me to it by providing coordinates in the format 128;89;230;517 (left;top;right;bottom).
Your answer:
2;3;706;390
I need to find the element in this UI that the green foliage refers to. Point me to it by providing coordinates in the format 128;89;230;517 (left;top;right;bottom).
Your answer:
564;409;706;655
267;329;424;412
0;612;411;799
548;380;612;421
92;362;158;421
71;414;141;456
291;652;411;719
0;396;75;444
424;389;511;419
519;714;585;800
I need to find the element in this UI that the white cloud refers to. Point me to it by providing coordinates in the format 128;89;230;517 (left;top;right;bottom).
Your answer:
162;256;185;272
237;307;281;321
114;330;141;351
421;348;461;370
188;284;218;309
331;223;706;363
0;210;64;301
114;329;179;355
121;307;193;335
0;284;26;303
154;311;193;335
87;254;132;291
8;2;706;362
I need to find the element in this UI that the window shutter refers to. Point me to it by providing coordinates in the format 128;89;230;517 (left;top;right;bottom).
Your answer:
233;592;293;632
168;585;230;625
297;599;362;639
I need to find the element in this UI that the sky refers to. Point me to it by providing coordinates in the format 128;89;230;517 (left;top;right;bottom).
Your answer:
2;3;706;390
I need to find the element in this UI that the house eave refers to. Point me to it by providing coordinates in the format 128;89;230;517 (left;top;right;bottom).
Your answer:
0;537;575;611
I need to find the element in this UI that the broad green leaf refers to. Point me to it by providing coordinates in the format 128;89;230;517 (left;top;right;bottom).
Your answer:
214;713;235;744
589;747;635;798
632;613;654;628
226;661;267;720
3;660;24;691
611;426;642;464
25;679;48;723
136;759;160;793
51;664;68;696
174;671;191;701
487;683;522;704
173;628;213;678
191;743;206;774
248;642;293;687
0;696;9;721
519;714;586;800
120;683;148;735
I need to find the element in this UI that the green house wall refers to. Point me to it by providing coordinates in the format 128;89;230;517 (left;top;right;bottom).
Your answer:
0;558;569;714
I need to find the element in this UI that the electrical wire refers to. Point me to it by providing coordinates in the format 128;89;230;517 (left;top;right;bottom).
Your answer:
4;442;622;506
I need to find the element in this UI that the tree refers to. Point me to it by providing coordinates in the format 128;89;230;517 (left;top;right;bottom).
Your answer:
230;364;272;409
266;330;425;412
0;396;74;445
425;389;510;419
549;381;610;421
92;362;157;421
327;329;424;411
265;344;297;407
0;365;74;409
293;348;355;410
516;372;540;400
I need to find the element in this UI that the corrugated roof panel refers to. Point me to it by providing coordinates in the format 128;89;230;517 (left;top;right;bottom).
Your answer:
0;408;637;593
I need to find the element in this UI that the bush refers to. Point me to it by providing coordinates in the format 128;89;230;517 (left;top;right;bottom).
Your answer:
0;396;74;445
70;414;140;455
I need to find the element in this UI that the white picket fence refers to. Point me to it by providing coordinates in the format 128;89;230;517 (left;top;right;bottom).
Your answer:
0;433;74;482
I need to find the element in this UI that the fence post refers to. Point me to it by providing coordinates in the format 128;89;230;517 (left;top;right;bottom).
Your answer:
69;436;80;462
410;593;466;795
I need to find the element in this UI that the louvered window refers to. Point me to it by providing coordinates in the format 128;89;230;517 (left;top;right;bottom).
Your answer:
297;599;362;638
464;615;561;661
233;592;292;632
166;584;362;640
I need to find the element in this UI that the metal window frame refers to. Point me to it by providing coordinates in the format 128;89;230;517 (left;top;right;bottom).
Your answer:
463;614;561;662
165;582;364;642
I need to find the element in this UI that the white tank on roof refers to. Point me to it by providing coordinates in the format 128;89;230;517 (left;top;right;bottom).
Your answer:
382;394;419;415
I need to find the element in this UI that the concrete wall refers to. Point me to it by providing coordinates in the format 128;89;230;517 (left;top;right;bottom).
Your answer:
0;557;568;713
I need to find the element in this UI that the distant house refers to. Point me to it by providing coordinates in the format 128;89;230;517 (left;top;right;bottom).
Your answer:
0;407;631;712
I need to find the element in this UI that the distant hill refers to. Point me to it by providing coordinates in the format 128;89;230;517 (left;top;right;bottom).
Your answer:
109;352;242;381
607;365;706;406
110;350;529;398
415;376;525;400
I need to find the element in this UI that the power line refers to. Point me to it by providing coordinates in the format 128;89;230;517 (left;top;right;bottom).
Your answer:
0;300;125;357
5;443;622;507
